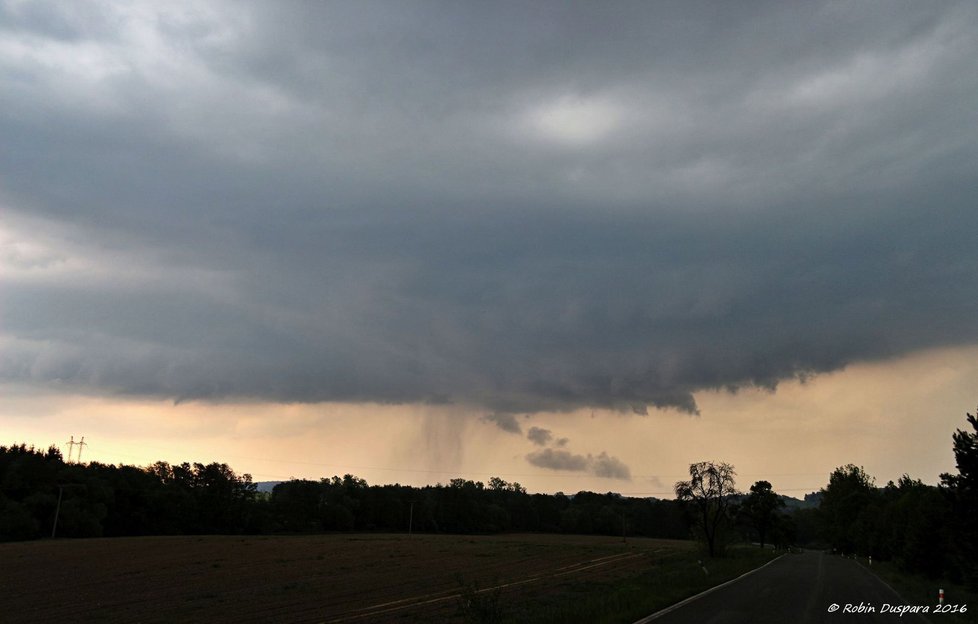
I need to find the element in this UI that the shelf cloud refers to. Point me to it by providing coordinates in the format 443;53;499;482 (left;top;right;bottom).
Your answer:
2;1;977;417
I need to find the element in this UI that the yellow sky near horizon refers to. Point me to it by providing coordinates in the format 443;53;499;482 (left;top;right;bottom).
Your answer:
2;343;975;498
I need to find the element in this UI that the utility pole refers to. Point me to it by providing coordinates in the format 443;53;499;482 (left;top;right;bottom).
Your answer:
621;509;627;543
50;484;86;538
75;437;87;463
65;436;76;463
51;485;64;538
408;501;415;536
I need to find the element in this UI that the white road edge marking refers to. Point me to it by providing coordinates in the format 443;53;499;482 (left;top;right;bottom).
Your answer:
631;554;786;623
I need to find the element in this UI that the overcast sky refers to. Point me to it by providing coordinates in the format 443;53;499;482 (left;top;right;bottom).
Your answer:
2;1;976;493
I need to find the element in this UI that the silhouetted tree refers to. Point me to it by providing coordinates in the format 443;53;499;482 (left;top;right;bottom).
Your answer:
819;464;875;554
270;479;324;532
881;476;951;578
941;406;978;588
675;461;738;557
741;480;784;549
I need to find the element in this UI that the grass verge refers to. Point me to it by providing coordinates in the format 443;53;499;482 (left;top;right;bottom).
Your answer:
862;560;976;624
493;545;779;624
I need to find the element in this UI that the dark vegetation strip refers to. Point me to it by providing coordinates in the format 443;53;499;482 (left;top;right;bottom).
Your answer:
860;559;978;624
0;445;689;540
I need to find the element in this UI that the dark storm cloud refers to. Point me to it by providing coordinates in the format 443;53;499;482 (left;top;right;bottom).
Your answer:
2;1;977;413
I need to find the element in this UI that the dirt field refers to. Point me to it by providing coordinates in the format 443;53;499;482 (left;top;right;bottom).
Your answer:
1;533;693;623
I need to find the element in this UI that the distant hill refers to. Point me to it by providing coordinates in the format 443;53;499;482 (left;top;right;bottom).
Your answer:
781;492;821;509
729;492;820;509
255;481;282;493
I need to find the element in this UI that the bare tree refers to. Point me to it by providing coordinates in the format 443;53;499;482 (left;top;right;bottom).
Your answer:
675;461;738;557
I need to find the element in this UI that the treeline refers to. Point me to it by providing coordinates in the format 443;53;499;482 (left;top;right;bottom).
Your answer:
820;468;952;575
0;446;261;539
4;405;974;592
0;445;686;541
818;409;978;589
269;476;687;538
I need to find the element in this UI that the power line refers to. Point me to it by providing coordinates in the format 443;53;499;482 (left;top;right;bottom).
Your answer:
83;445;824;494
77;436;837;500
617;486;822;497
80;442;828;481
78;445;827;498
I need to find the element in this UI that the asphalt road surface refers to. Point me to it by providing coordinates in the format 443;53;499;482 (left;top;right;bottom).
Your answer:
638;550;939;624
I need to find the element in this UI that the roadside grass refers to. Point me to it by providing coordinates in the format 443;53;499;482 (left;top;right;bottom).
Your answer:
493;545;780;624
862;560;977;624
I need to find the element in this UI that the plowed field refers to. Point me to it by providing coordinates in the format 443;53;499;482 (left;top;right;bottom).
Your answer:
1;533;693;623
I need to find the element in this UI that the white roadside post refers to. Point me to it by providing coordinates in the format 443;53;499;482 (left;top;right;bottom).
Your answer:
939;588;944;605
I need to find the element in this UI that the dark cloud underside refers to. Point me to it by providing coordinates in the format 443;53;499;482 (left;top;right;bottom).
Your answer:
1;1;977;414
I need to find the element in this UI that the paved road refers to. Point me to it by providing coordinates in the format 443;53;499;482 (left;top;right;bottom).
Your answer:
639;551;936;624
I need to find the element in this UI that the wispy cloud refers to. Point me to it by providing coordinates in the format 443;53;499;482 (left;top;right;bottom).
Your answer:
591;452;632;480
526;449;589;472
483;413;522;434
526;448;632;481
527;426;552;446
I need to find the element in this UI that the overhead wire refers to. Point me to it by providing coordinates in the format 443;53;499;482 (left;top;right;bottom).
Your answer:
81;443;824;495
